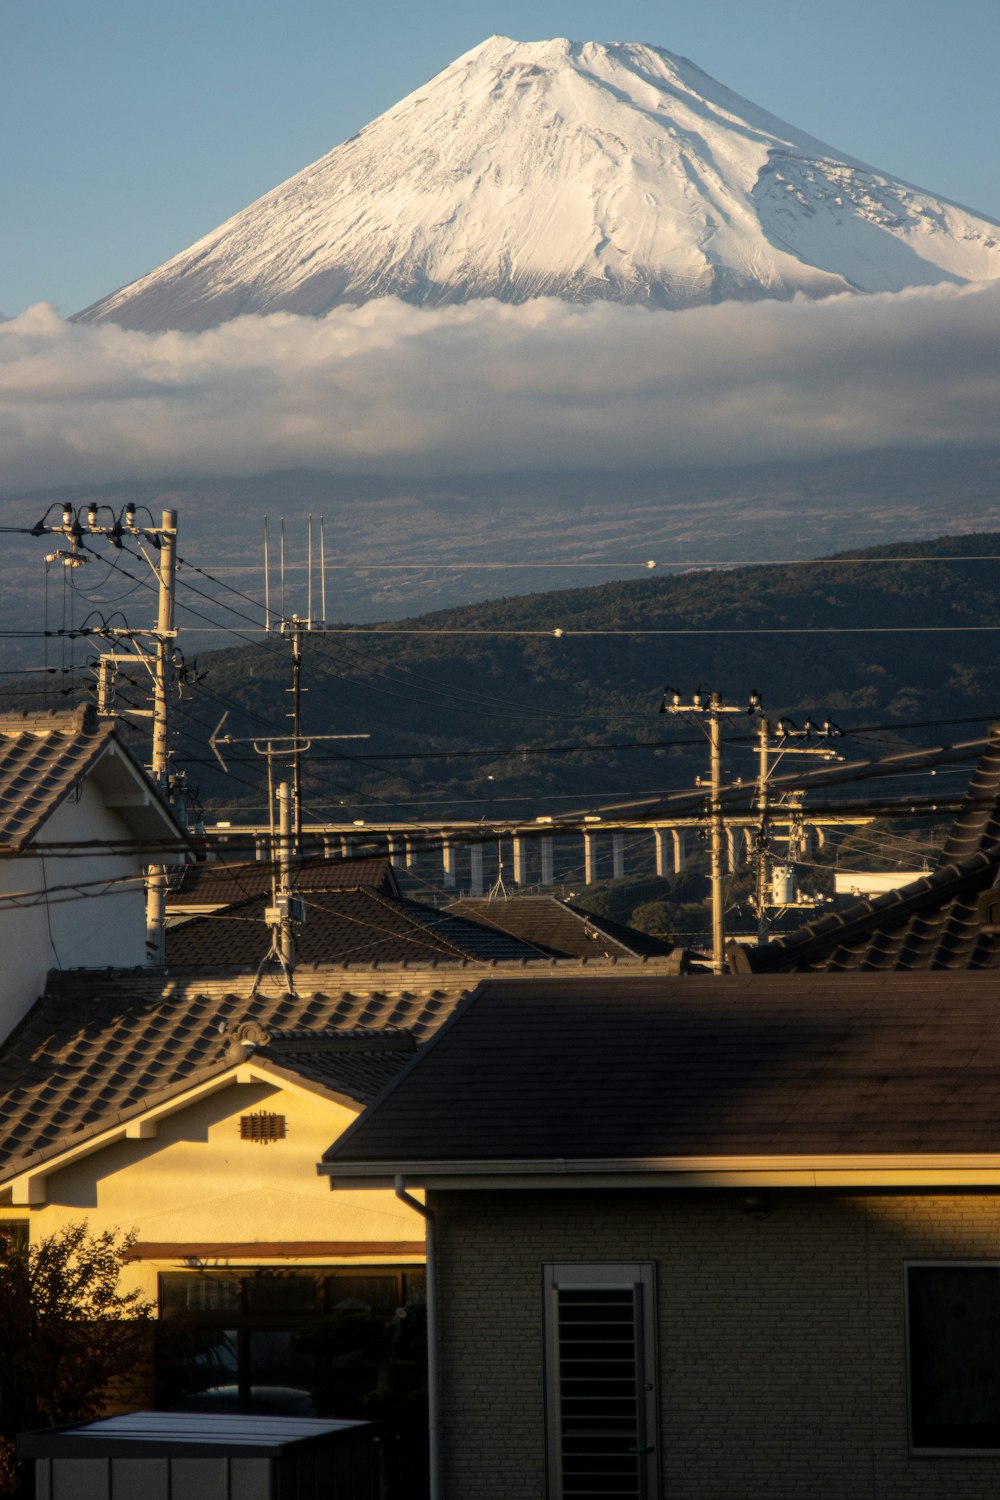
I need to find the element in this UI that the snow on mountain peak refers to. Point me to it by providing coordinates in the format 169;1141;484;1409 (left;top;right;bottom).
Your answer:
77;36;1000;331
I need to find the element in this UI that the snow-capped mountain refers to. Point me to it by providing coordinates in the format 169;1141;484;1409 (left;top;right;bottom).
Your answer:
78;35;1000;330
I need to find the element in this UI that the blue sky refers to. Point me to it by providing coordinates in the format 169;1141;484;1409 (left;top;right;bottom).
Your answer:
4;0;1000;317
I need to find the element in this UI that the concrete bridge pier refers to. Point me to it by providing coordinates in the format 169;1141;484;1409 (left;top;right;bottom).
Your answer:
512;837;527;888
583;832;598;886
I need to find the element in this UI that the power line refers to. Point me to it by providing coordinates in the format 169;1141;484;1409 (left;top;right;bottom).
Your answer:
236;554;1000;571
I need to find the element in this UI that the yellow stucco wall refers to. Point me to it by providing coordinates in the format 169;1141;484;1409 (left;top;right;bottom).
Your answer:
6;1078;423;1304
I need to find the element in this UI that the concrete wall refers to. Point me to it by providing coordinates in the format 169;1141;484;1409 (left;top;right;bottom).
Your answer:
432;1188;1000;1500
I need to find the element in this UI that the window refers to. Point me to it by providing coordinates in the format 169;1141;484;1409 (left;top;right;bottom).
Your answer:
544;1263;659;1500
157;1266;426;1418
907;1262;1000;1452
0;1223;27;1260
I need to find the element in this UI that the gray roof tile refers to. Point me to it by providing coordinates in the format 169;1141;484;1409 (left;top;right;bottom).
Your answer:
169;856;399;910
326;971;1000;1166
445;895;675;958
167;889;550;967
0;968;479;1182
729;730;1000;974
0;706;115;848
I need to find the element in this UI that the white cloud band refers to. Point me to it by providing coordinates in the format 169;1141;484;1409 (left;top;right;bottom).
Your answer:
1;282;998;490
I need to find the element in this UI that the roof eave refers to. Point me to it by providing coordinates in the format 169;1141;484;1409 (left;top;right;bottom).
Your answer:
323;1152;1000;1191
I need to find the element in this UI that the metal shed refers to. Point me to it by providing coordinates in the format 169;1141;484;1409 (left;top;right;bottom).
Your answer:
18;1411;377;1500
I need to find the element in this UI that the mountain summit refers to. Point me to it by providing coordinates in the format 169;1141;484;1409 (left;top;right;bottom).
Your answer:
78;35;1000;330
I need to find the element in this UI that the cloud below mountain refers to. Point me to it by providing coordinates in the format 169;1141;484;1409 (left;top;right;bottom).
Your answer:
1;283;999;491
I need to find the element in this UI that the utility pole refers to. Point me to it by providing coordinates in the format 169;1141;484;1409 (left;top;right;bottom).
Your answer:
150;509;177;800
707;693;726;975
264;517;329;853
210;721;370;994
660;688;749;975
144;509;178;966
284;617;307;852
755;713;770;945
750;712;844;943
27;500;180;968
275;780;297;976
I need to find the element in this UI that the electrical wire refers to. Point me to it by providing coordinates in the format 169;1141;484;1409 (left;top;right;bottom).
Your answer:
205;553;1000;571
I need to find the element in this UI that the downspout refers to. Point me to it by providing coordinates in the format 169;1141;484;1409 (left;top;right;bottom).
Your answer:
395;1175;440;1500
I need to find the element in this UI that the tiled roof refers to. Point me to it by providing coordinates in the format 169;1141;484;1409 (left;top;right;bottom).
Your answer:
167;888;549;967
0;954;676;1186
258;1027;417;1100
935;728;1000;865
0;968;473;1183
728;731;1000;974
446;895;676;958
168;855;399;911
0;705;115;848
326;971;1000;1167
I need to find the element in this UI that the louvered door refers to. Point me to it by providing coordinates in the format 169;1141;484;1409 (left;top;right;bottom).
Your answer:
544;1263;659;1500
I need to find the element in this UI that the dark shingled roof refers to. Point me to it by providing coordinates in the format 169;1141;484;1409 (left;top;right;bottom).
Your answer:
0;705;115;848
0;968;475;1183
729;729;1000;974
167;888;550;967
326;971;1000;1167
168;855;399;912
445;895;676;959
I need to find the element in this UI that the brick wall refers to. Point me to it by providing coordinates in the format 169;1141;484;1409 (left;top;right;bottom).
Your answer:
432;1188;1000;1500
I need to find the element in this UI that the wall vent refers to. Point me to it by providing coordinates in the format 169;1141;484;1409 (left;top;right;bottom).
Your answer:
239;1112;286;1144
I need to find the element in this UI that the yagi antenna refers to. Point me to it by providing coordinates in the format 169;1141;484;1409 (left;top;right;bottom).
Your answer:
320;515;327;626
263;516;271;634
262;514;330;630
307;513;313;628
280;518;286;625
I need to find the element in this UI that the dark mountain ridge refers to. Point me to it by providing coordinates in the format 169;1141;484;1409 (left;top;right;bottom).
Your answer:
174;531;1000;823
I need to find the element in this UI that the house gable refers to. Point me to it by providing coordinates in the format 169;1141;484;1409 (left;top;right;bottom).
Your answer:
0;706;190;1040
2;1066;425;1312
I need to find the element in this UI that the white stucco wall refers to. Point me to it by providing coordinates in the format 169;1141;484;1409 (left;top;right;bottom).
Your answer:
0;780;148;1042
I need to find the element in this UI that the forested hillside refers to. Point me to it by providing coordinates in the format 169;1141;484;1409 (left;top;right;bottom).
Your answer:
173;532;1000;824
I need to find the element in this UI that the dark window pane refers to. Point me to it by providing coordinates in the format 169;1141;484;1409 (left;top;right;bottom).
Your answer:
244;1272;317;1314
324;1273;400;1312
909;1265;1000;1449
404;1270;427;1306
160;1273;240;1313
248;1329;317;1415
0;1223;27;1260
171;1328;240;1413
